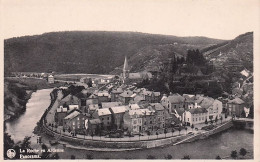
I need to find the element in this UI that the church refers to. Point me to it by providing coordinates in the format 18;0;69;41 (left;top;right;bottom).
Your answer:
121;56;152;84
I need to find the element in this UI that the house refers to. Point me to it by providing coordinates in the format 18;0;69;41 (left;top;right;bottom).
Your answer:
227;97;245;117
140;108;156;132
129;94;145;104
55;106;68;126
123;109;143;134
144;91;161;103
161;93;185;114
118;90;135;105
183;94;196;110
48;75;55;84
87;94;99;105
59;94;80;106
199;97;223;120
149;103;166;129
183;108;208;126
97;91;110;103
88;119;102;135
63;111;90;133
111;88;123;102
92;108;112;130
109;106;128;129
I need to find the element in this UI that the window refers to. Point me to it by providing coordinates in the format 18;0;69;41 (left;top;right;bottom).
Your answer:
133;120;137;124
193;118;194;122
150;121;152;124
174;105;177;108
107;117;109;120
196;118;197;121
108;122;110;125
188;118;189;121
144;122;146;125
102;118;104;121
199;117;201;121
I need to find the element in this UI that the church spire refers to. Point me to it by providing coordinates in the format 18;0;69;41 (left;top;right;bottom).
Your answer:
123;56;129;72
123;56;130;83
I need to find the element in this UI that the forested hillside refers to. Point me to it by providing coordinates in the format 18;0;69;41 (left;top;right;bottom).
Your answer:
4;31;225;75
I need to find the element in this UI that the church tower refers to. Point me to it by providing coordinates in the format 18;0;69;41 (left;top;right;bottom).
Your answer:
122;56;130;83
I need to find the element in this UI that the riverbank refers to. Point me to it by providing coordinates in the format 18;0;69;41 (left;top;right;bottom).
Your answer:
4;77;66;122
4;80;35;122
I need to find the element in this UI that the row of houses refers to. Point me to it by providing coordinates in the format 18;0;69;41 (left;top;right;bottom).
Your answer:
54;85;247;135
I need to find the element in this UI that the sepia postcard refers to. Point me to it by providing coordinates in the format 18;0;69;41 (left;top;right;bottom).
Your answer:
1;0;260;161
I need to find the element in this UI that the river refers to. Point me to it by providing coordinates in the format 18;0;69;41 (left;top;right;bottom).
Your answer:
5;88;253;159
5;89;53;143
58;128;253;159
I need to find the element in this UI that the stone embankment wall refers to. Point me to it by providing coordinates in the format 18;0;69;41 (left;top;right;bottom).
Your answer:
43;124;187;149
182;121;233;143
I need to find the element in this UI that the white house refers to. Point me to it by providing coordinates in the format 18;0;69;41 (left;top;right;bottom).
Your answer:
183;108;208;126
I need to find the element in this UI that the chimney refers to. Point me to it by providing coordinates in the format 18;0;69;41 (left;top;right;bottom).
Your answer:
195;102;198;108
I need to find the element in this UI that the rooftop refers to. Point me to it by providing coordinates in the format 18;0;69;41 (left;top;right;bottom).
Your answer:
149;103;165;111
96;108;111;116
64;111;80;120
101;102;122;108
228;97;245;105
189;108;208;114
110;106;128;114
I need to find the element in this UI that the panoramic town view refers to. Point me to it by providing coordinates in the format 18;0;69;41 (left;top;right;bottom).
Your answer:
2;0;257;161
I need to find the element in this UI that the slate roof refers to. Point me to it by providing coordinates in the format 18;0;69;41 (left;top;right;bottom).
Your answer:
228;97;245;105
150;103;165;111
64;111;80;120
189;108;208;114
128;109;143;117
110;106;128;114
183;94;195;102
199;97;214;109
168;94;185;103
96;108;111;116
101;102;122;108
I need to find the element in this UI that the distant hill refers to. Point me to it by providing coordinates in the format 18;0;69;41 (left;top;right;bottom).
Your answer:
4;31;225;75
202;32;253;71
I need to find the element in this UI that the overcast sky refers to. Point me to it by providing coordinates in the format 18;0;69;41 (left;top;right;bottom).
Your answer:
1;0;259;39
